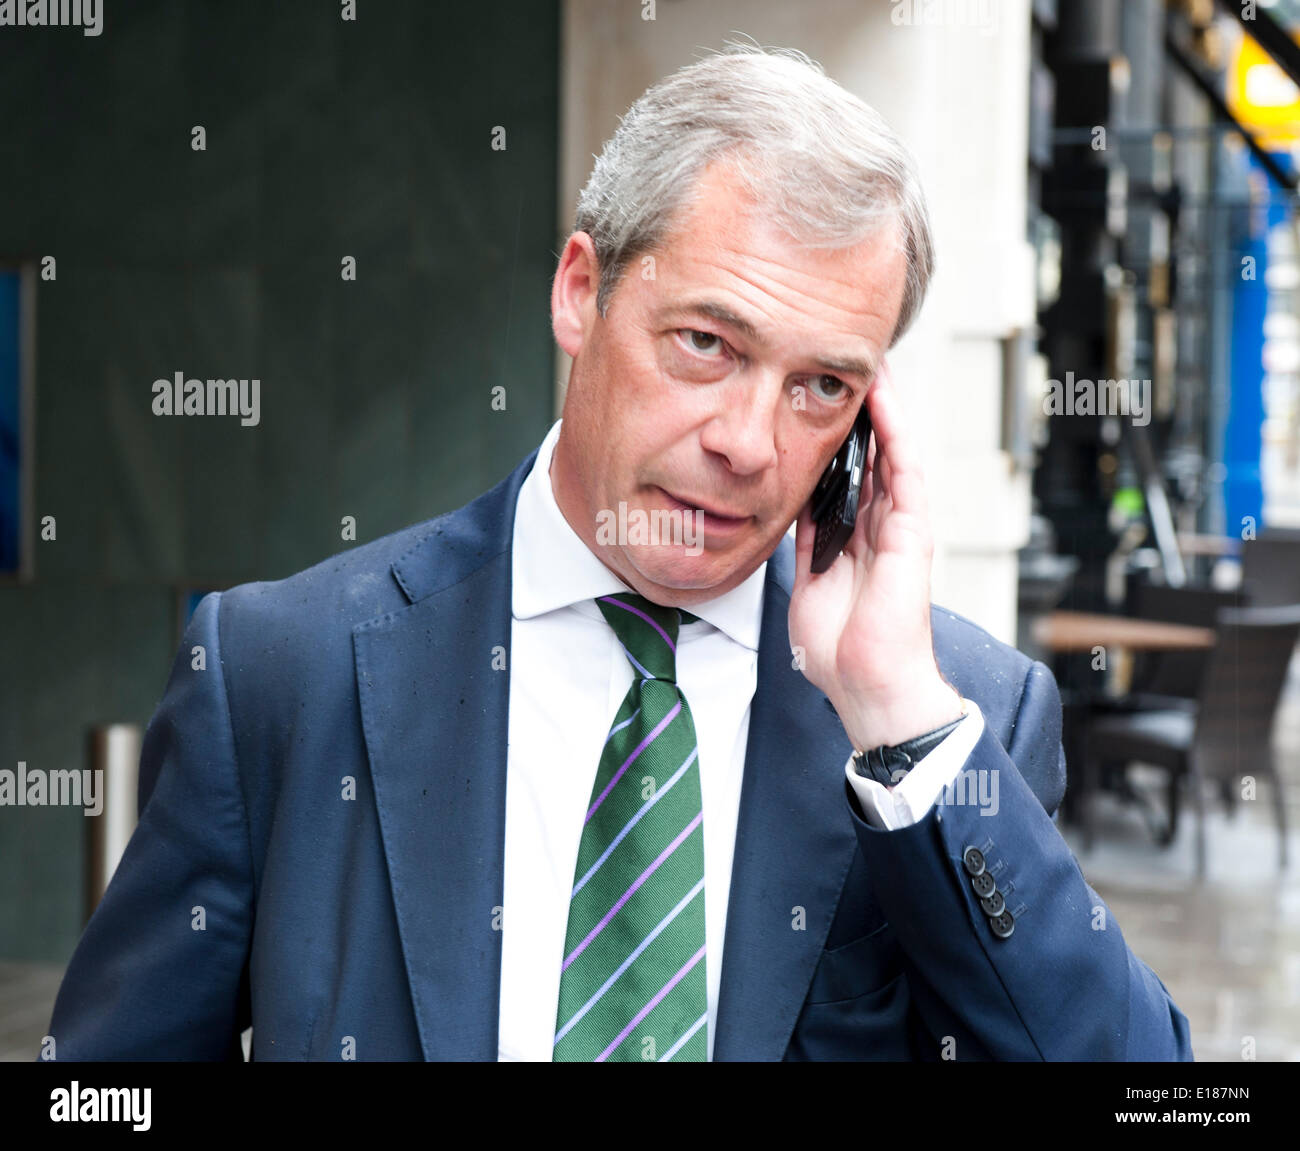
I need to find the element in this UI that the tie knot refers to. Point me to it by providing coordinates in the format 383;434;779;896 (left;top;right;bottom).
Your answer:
596;593;696;682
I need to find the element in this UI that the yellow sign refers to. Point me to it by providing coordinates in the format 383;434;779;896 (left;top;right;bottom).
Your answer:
1229;33;1300;145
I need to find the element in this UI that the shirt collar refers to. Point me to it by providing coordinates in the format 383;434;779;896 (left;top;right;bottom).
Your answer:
512;419;766;650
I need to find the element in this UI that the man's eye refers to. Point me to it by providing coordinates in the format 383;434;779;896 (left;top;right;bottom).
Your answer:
807;375;849;402
682;329;726;356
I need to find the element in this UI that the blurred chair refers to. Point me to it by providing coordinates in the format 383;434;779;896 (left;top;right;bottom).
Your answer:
1085;604;1300;878
1241;528;1300;607
1066;582;1248;842
1117;581;1250;709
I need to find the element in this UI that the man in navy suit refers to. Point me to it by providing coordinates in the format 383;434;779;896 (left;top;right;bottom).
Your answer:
46;45;1191;1061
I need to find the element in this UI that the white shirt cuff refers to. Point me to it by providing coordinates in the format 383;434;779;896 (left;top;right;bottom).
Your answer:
844;699;986;830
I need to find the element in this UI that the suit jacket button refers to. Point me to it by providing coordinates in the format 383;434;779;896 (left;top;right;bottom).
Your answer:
971;871;996;898
989;910;1015;939
980;890;1005;917
962;846;985;876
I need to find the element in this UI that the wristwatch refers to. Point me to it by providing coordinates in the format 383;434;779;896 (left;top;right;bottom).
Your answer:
851;699;969;787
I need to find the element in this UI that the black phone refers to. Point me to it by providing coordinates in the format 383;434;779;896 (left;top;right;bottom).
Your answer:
810;403;872;573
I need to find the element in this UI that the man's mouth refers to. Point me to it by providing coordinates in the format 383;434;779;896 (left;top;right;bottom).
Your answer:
657;487;752;528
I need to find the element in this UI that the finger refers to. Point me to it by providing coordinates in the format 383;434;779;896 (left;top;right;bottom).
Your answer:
868;371;928;521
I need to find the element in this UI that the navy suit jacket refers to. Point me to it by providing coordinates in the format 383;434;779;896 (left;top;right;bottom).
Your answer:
47;447;1193;1060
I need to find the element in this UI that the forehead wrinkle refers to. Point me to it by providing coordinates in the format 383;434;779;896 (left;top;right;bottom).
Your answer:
710;223;900;297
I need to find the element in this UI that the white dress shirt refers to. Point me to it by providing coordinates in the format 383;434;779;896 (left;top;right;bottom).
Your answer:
497;419;984;1061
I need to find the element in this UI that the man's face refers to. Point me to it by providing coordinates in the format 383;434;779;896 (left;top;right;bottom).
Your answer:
549;158;908;606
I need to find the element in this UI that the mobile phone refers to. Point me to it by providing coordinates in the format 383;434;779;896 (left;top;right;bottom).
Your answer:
810;403;872;573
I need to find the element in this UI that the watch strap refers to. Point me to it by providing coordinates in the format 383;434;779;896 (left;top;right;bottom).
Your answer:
851;708;968;787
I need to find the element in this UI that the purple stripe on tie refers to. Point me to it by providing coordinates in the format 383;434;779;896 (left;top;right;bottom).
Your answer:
585;700;681;825
562;811;703;972
595;943;707;1062
598;595;676;653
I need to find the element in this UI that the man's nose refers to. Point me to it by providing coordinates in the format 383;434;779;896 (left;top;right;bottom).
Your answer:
698;373;783;476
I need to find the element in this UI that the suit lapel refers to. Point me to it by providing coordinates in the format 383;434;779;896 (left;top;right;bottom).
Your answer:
712;539;860;1061
353;451;536;1061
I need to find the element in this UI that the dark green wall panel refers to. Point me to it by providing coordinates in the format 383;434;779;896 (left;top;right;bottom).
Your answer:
0;0;559;962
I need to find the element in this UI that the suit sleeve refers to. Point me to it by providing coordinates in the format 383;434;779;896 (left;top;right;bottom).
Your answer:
844;659;1194;1061
43;592;254;1060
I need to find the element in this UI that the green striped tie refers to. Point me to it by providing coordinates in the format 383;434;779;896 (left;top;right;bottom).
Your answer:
552;593;708;1062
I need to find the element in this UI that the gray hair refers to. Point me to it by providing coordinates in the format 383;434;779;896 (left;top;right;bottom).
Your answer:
574;42;935;346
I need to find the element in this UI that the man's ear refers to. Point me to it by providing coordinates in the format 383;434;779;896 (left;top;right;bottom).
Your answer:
551;232;601;358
